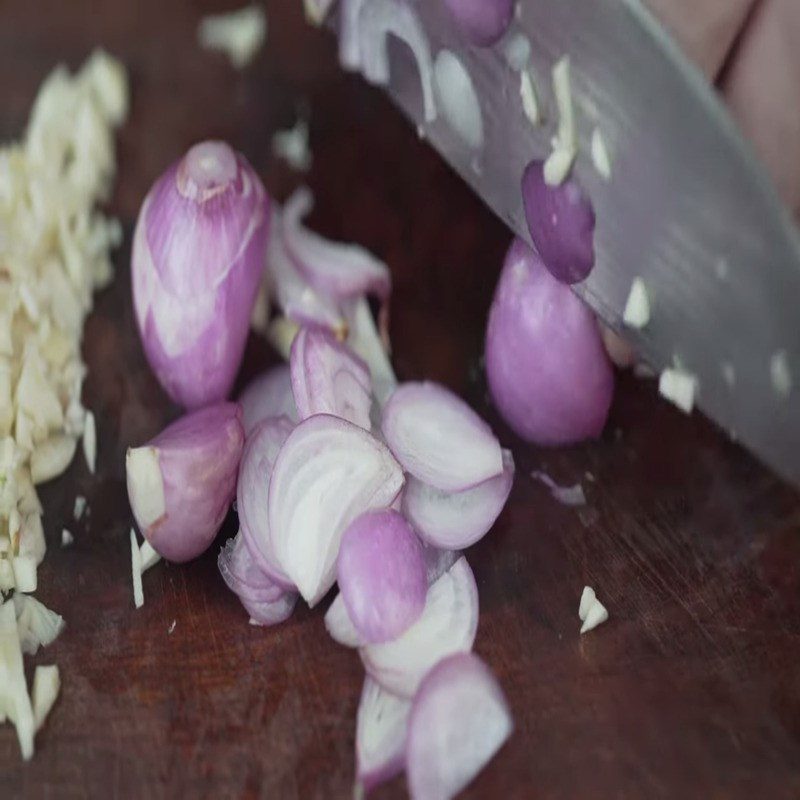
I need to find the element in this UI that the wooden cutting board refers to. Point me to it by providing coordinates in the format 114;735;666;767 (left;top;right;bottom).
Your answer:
2;2;799;797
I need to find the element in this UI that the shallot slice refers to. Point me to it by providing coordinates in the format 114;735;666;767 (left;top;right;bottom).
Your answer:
381;382;503;492
236;416;295;589
337;509;427;644
282;188;391;301
218;533;298;626
406;652;513;800
360;556;478;697
358;0;437;123
344;298;397;407
356;676;411;793
269;415;405;606
238;365;298;435
267;217;347;336
290;328;373;430
325;545;460;649
403;449;514;550
325;592;363;648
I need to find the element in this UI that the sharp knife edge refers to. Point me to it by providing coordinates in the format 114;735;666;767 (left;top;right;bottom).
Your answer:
335;0;800;485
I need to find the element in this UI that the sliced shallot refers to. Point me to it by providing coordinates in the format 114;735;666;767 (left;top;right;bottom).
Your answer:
267;216;347;336
381;382;503;492
356;676;411;793
358;0;437;123
344;297;397;407
218;532;298;626
269;415;405;606
238;365;298;435
337;509;427;644
325;592;363;648
403;449;514;550
406;652;513;800
237;415;295;589
290;328;373;430
282;188;391;301
360;556;478;698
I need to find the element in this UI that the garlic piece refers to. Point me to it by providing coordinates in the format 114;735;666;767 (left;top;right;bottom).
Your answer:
130;528;144;609
622;278;650;329
658;367;697;414
578;585;608;634
82;410;96;473
32;665;60;731
591;127;612;180
198;5;267;69
519;70;540;127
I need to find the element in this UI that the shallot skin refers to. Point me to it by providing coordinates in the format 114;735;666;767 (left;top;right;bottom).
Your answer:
485;238;613;445
132;141;270;409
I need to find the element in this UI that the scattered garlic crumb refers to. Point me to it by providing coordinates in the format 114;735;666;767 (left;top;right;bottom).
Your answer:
770;350;792;399
267;316;300;360
31;665;60;731
578;586;608;634
531;471;586;507
61;528;73;547
544;56;577;187
622;277;650;329
73;495;87;520
658;367;697;414
82;410;96;474
590;127;612;180
271;119;313;172
0;600;35;759
519;70;540;127
168;619;176;635
13;594;64;655
130;528;144;610
198;5;267;69
303;0;335;26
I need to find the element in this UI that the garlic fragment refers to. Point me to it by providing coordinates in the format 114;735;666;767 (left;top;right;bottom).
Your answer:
271;119;313;172
61;528;73;547
140;539;161;574
590;128;612;180
622;277;650;329
130;528;144;609
198;5;267;69
519;70;540;127
658;367;697;414
73;494;87;520
82;410;96;473
32;665;60;731
544;57;577;187
578;585;608;634
0;600;35;759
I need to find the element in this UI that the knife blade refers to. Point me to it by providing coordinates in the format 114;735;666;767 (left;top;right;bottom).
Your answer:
335;0;800;485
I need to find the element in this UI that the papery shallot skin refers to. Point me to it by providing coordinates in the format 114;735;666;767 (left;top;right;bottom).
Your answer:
132;141;270;409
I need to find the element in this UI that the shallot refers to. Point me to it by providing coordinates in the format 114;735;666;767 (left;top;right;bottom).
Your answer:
126;402;244;562
132;141;270;408
442;0;514;47
238;365;298;436
406;652;513;800
485;238;613;445
337;509;427;644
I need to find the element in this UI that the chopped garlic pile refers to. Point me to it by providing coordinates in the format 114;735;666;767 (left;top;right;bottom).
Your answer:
0;50;128;759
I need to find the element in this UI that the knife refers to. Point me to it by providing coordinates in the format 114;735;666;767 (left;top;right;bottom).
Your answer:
332;0;800;486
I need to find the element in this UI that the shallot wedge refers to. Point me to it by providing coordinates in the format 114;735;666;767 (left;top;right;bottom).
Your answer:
381;382;503;492
290;328;372;430
126;402;244;562
324;544;458;649
267;217;347;336
236;416;295;589
337;509;427;644
406;652;513;800
403;449;515;550
356;676;411;794
344;298;397;408
238;365;298;435
325;592;363;648
360;556;478;697
218;532;297;626
282;188;391;301
269;415;405;606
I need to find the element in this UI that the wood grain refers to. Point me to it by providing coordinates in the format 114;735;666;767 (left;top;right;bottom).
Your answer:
1;2;799;798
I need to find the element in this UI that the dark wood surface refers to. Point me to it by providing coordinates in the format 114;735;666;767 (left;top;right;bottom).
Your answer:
2;2;800;798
